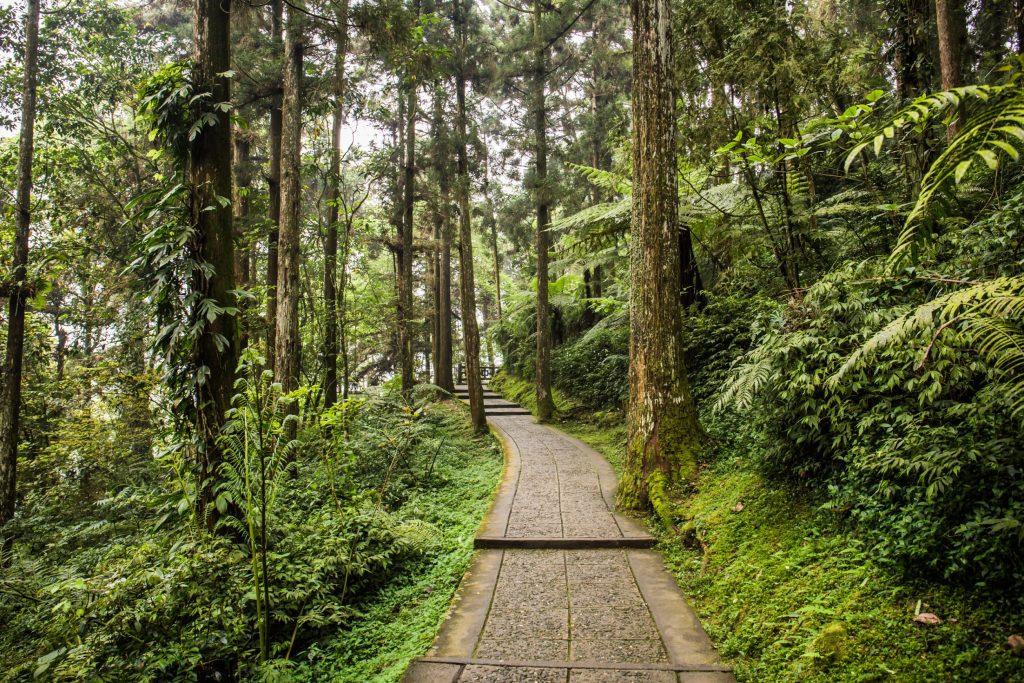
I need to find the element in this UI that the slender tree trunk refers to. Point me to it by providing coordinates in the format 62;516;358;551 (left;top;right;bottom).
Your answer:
275;1;303;423
399;45;417;394
533;0;555;421
191;0;238;529
265;0;283;372
483;150;502;320
0;0;40;556
340;214;353;398
233;133;252;349
455;0;486;432
432;86;455;391
324;0;348;410
619;0;702;522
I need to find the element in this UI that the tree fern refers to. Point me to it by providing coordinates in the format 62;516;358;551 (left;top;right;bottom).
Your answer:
844;63;1024;267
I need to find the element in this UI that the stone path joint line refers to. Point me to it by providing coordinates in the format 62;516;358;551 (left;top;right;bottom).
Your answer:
402;386;734;683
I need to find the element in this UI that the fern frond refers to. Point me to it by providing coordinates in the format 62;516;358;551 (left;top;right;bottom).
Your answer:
568;163;632;195
828;275;1024;416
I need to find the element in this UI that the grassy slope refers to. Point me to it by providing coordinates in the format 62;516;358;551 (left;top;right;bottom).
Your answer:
300;402;502;683
492;374;1024;682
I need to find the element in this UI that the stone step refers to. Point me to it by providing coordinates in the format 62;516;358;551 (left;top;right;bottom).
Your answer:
405;658;734;683
474;536;656;550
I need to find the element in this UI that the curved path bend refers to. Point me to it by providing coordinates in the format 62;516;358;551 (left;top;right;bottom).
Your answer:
403;387;733;683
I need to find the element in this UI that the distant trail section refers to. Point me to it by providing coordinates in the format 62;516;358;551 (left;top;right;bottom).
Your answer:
403;386;733;683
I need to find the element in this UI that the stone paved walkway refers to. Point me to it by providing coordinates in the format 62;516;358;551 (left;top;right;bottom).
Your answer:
402;388;733;683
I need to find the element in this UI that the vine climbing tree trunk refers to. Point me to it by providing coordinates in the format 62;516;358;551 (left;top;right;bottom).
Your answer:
533;0;555;421
324;0;348;410
0;0;40;556
191;0;238;529
455;0;486;433
275;0;303;429
618;0;702;522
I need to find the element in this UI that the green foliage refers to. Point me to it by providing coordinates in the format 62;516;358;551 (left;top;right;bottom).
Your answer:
551;314;629;410
0;385;501;681
565;419;1024;682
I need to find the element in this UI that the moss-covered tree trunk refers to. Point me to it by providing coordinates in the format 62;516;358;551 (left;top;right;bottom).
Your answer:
533;0;555;421
618;0;702;523
191;0;238;528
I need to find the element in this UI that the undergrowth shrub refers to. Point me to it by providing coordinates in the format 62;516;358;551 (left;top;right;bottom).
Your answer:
0;378;491;681
717;258;1024;586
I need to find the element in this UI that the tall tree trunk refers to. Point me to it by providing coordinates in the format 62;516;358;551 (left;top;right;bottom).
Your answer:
431;86;455;391
619;0;702;521
935;0;964;137
265;0;283;372
324;0;348;410
275;1;303;422
455;0;486;432
191;0;238;529
0;0;39;556
533;0;555;421
399;47;417;394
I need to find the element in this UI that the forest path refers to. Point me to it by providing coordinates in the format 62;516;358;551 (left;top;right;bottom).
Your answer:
402;388;733;683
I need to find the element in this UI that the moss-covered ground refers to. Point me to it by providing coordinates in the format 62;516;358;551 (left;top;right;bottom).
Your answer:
490;374;1024;682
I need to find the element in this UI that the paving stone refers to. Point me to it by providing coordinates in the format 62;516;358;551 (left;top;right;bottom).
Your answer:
570;607;659;641
459;666;567;683
475;637;570;661
492;581;568;609
481;607;569;639
564;550;630;566
566;562;635;583
507;523;564;537
569;639;669;663
569;582;645;608
568;669;676;683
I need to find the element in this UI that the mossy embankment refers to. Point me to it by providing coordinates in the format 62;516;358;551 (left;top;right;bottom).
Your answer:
489;374;1024;682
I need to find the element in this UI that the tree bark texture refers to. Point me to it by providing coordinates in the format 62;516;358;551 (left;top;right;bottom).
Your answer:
618;0;702;521
191;0;238;529
455;0;486;433
533;0;555;421
0;0;40;554
275;2;303;407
